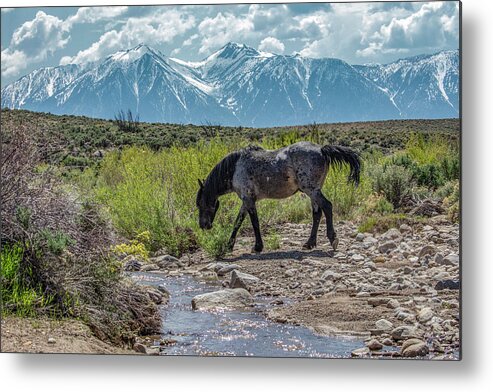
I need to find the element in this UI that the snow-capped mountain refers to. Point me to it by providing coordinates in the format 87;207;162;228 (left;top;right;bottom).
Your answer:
354;50;459;119
1;43;459;127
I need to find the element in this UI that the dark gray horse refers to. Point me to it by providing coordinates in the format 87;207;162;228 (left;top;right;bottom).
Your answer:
196;141;360;253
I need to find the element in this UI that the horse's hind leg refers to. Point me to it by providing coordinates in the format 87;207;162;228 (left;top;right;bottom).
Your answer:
245;199;263;253
313;190;338;251
303;199;322;250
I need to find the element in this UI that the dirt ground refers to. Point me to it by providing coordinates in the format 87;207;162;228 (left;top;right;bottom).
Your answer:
1;316;136;355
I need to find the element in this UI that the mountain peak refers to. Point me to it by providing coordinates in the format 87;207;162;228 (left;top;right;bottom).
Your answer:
109;44;165;63
216;42;260;59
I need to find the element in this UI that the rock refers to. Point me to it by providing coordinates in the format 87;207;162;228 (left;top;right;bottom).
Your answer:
363;261;377;271
351;254;365;262
440;254;460;266
351;347;370;357
355;233;366;241
123;257;142;271
387;299;400;309
230;270;260;290
373;256;386;263
391;326;418;341
157;283;171;296
133;343;147;354
435;279;460;290
378;241;397;254
152;254;182;268
146;287;165;304
141;263;160;272
146;347;160;356
191;289;253;311
47;337;56;344
399;224;412;234
321;270;341;281
217;264;241;276
382;338;394;346
284;268;297;277
382;228;401;240
375;319;393;331
368;298;390;307
366;339;383;351
401;338;429;357
417;307;434;323
418;245;437;258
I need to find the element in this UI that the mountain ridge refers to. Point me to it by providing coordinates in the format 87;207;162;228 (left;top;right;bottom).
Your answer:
1;43;459;127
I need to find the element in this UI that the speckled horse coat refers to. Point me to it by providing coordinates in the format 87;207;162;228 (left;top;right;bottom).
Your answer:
196;141;361;253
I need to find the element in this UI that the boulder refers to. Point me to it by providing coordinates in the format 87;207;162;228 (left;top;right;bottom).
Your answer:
391;326;418;341
375;319;393;332
378;241;397;254
152;255;183;268
217;264;241;276
229;270;260;290
351;347;370;357
381;228;401;240
191;289;253;311
418;245;437;259
141;263;160;272
146;287;166;305
366;339;383;351
401;338;429;357
417;307;434;324
123;257;142;271
435;279;460;290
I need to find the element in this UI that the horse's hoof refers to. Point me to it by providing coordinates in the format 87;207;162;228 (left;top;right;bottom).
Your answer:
331;238;339;251
252;245;263;254
302;242;316;250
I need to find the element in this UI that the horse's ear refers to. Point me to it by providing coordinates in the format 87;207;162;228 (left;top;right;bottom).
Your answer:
198;179;204;189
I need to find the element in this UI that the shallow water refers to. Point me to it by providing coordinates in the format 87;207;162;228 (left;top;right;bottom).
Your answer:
132;272;365;358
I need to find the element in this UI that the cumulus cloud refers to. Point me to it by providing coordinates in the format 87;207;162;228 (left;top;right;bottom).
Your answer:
258;37;285;53
61;9;196;64
2;11;69;77
357;2;459;58
65;6;128;26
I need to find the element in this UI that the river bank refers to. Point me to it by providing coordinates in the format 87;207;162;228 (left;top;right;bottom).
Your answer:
141;215;459;359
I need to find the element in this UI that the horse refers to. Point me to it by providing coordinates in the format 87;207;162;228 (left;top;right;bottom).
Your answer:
196;141;361;253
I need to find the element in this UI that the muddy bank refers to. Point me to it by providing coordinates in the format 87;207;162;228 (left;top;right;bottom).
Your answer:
1;317;136;354
142;215;459;358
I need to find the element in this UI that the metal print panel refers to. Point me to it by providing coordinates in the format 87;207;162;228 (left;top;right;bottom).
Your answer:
0;1;461;360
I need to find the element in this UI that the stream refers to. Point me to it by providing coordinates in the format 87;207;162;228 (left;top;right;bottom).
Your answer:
132;271;365;358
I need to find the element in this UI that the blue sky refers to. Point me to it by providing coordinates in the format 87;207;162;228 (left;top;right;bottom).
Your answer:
1;1;459;86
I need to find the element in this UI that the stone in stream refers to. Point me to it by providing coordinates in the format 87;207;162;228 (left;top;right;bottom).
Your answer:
351;347;370;357
152;254;183;268
366;339;383;351
217;264;241;276
191;288;253;311
401;338;429;357
229;270;260;290
123;257;142;271
141;263;160;272
391;326;419;341
146;286;166;305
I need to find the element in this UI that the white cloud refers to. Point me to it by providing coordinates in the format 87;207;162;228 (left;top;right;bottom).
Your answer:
357;2;459;59
65;6;128;27
61;9;196;64
2;11;69;77
197;12;255;54
258;37;285;54
1;8;14;14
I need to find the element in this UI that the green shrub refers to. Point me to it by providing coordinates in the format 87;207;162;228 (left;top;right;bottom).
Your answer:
265;231;281;251
0;244;54;316
371;164;414;209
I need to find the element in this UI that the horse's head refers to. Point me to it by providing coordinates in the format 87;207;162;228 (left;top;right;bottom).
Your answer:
196;179;219;230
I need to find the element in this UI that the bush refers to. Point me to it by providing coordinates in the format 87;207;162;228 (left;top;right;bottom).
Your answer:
371;164;414;209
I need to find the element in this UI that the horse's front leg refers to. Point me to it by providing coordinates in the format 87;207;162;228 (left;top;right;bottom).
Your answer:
245;200;263;253
227;204;247;251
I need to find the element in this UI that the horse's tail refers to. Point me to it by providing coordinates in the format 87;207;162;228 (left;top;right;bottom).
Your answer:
321;145;361;186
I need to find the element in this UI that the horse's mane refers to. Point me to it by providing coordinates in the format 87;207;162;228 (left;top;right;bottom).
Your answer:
197;146;263;204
